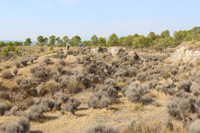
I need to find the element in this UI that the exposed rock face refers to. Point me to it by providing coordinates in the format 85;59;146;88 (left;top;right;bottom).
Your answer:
90;47;103;54
169;46;200;64
128;51;140;61
107;47;125;57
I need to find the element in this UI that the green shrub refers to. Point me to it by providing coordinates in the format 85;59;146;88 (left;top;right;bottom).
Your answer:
1;49;9;56
49;46;54;51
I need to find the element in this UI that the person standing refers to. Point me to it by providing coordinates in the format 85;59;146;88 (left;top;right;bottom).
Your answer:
66;42;69;51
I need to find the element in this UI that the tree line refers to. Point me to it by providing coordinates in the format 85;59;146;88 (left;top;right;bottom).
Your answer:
0;26;200;51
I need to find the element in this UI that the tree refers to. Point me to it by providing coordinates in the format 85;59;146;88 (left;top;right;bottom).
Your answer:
148;32;156;41
70;35;81;46
48;35;56;46
82;40;92;46
106;33;119;46
161;30;170;38
173;30;188;44
98;37;106;46
13;41;22;46
122;35;135;47
91;35;98;46
62;36;70;47
55;37;63;47
132;35;149;48
154;37;175;51
24;38;32;46
0;41;5;47
37;36;48;46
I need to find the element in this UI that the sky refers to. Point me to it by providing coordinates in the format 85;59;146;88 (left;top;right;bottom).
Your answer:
0;0;200;41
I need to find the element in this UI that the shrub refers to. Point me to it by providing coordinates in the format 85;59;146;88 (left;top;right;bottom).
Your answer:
166;97;181;120
4;64;10;69
0;103;7;116
88;90;111;109
64;97;80;114
104;78;116;86
106;86;118;102
86;124;119;133
15;62;20;68
1;70;14;79
148;80;158;89
20;59;28;66
44;80;60;96
178;98;191;120
11;106;18;116
59;59;65;66
30;58;34;64
66;80;82;94
177;80;192;92
0;91;10;100
189;119;200;133
13;68;18;76
125;82;151;104
44;56;51;65
1;49;9;56
57;65;62;73
162;82;176;95
193;72;200;84
36;82;45;95
190;84;200;96
16;77;22;85
4;123;23;133
136;73;146;82
49;45;53;51
41;98;55;111
18;116;30;132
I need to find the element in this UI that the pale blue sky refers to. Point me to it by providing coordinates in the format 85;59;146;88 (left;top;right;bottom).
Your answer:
0;0;199;41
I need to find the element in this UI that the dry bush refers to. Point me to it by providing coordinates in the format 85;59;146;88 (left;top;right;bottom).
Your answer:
4;64;10;69
0;103;7;116
11;106;18;116
190;84;200;96
121;122;161;133
16;77;22;85
86;124;119;133
87;90;111;109
64;97;80;114
13;68;18;76
44;80;60;96
1;70;14;79
20;59;28;66
15;62;20;68
59;59;65;66
66;80;83;94
125;82;152;104
0;91;10;100
177;80;192;92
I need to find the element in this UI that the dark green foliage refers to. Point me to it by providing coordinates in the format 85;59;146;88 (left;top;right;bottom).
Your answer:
1;49;9;56
107;33;119;46
24;38;32;46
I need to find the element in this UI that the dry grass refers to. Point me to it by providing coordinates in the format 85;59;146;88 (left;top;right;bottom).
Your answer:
195;60;200;72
